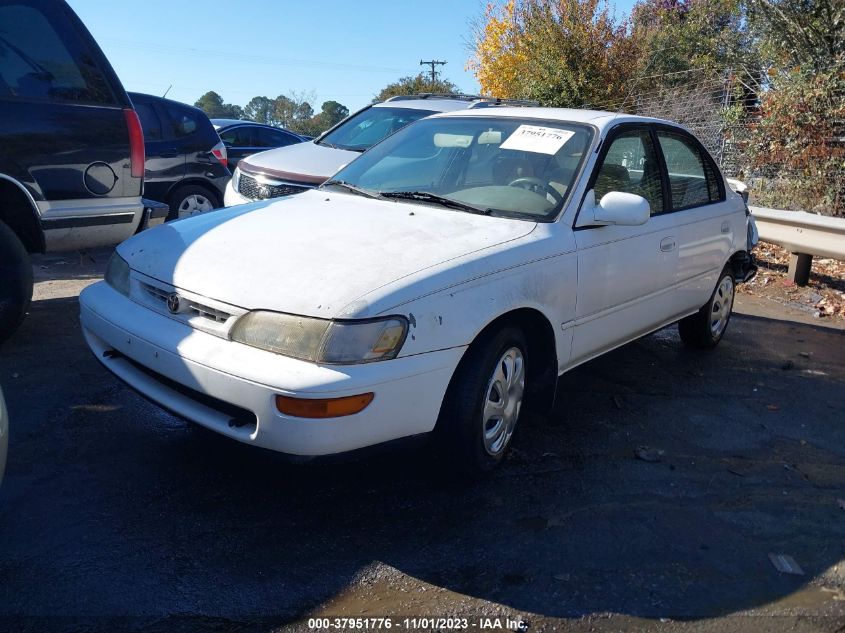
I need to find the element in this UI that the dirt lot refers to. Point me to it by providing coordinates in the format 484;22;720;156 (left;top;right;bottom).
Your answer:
0;249;843;633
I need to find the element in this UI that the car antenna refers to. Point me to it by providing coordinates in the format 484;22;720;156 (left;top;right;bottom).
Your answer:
162;84;172;98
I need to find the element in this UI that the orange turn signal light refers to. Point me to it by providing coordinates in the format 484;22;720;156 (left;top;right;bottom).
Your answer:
275;393;374;418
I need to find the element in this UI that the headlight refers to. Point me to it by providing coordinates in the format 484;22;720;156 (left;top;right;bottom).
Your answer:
229;311;408;364
104;252;130;296
230;167;240;193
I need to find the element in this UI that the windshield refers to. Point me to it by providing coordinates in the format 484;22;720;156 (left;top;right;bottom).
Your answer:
325;116;594;221
317;106;436;152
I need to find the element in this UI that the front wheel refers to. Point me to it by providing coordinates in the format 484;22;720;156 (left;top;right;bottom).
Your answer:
437;326;528;475
679;267;735;349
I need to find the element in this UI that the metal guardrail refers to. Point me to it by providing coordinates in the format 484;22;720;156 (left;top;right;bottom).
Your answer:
750;206;845;285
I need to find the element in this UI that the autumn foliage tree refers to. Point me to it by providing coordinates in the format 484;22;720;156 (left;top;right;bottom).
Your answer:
468;0;638;107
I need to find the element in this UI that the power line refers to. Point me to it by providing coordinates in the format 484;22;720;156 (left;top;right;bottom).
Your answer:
419;59;446;85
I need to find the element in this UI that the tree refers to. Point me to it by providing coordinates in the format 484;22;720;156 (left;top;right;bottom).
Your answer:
748;0;844;71
316;100;349;130
243;96;276;125
373;74;459;102
193;91;243;119
630;0;756;83
468;0;639;108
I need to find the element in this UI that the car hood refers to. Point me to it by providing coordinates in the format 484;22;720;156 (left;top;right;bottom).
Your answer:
118;191;537;318
238;141;359;184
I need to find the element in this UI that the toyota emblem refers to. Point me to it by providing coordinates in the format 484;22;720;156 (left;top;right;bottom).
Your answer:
166;293;181;314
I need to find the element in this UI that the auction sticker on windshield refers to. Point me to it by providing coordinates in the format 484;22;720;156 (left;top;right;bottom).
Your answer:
500;125;574;154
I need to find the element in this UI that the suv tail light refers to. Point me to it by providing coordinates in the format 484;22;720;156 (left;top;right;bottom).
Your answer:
124;108;145;179
211;141;228;168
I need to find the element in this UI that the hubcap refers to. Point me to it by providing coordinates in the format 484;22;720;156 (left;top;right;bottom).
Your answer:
178;194;213;218
482;346;526;456
709;275;734;338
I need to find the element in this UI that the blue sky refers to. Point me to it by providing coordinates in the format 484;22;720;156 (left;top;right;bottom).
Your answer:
68;0;638;114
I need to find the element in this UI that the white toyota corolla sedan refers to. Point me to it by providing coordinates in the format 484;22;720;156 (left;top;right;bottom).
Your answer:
79;108;757;473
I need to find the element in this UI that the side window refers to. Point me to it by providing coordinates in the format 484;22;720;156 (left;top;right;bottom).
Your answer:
657;131;723;209
0;2;115;104
594;129;664;214
134;102;163;141
258;128;298;148
219;126;254;147
167;107;199;138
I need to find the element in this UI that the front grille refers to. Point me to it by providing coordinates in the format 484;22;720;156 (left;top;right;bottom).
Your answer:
141;282;233;324
238;173;309;200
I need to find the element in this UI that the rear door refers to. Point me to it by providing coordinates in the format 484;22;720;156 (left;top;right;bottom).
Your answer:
161;103;228;191
0;0;143;251
653;127;738;315
130;93;184;203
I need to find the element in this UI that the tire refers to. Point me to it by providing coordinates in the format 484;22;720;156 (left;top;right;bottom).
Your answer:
0;221;34;344
436;326;528;476
167;185;220;221
679;266;735;349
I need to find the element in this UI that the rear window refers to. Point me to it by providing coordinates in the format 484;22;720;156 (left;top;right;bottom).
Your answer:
0;0;116;104
258;127;299;148
219;125;254;147
134;102;163;141
167;106;201;138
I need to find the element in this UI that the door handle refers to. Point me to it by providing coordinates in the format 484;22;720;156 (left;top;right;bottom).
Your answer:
660;237;676;252
721;221;731;234
160;150;179;158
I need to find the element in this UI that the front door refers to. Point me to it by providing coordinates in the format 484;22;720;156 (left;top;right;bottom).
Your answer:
571;125;676;365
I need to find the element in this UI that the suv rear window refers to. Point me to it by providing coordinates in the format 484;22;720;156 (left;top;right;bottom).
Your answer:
0;0;115;104
167;106;200;138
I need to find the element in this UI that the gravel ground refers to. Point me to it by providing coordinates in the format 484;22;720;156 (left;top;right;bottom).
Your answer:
0;249;843;633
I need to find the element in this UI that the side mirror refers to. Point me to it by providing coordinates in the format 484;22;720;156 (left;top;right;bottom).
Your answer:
580;190;650;227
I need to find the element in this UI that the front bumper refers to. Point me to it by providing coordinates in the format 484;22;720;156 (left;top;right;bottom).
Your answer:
223;179;251;207
79;282;463;456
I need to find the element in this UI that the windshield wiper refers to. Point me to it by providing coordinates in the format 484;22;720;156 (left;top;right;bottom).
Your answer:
381;191;492;215
321;179;383;199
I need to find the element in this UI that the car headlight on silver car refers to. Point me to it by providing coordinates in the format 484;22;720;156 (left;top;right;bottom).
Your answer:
229;311;408;364
104;252;130;296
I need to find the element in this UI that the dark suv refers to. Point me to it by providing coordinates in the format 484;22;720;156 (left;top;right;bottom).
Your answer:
129;92;230;220
0;0;152;342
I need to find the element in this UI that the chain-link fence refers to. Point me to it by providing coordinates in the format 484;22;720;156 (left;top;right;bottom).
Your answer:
586;65;845;217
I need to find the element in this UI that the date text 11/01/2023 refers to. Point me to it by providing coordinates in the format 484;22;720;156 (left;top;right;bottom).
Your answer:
307;617;530;630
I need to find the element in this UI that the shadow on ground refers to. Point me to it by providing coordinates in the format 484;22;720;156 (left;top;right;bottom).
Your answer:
0;294;843;631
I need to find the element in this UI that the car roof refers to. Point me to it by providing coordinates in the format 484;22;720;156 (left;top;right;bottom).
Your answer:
211;118;247;128
127;91;207;115
433;107;678;133
370;99;475;113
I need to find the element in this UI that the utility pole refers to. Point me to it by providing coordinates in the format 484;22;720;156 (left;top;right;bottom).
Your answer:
419;59;446;87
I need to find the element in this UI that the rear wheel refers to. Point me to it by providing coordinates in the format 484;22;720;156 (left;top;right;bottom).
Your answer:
679;267;735;349
436;326;528;476
167;185;220;221
0;221;33;344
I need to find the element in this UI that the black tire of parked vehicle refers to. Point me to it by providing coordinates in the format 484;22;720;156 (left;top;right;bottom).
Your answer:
436;326;528;476
166;185;221;221
0;221;34;344
679;266;735;349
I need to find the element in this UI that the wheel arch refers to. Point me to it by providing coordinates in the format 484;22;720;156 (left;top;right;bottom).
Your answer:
166;179;224;207
448;306;559;416
0;174;45;253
